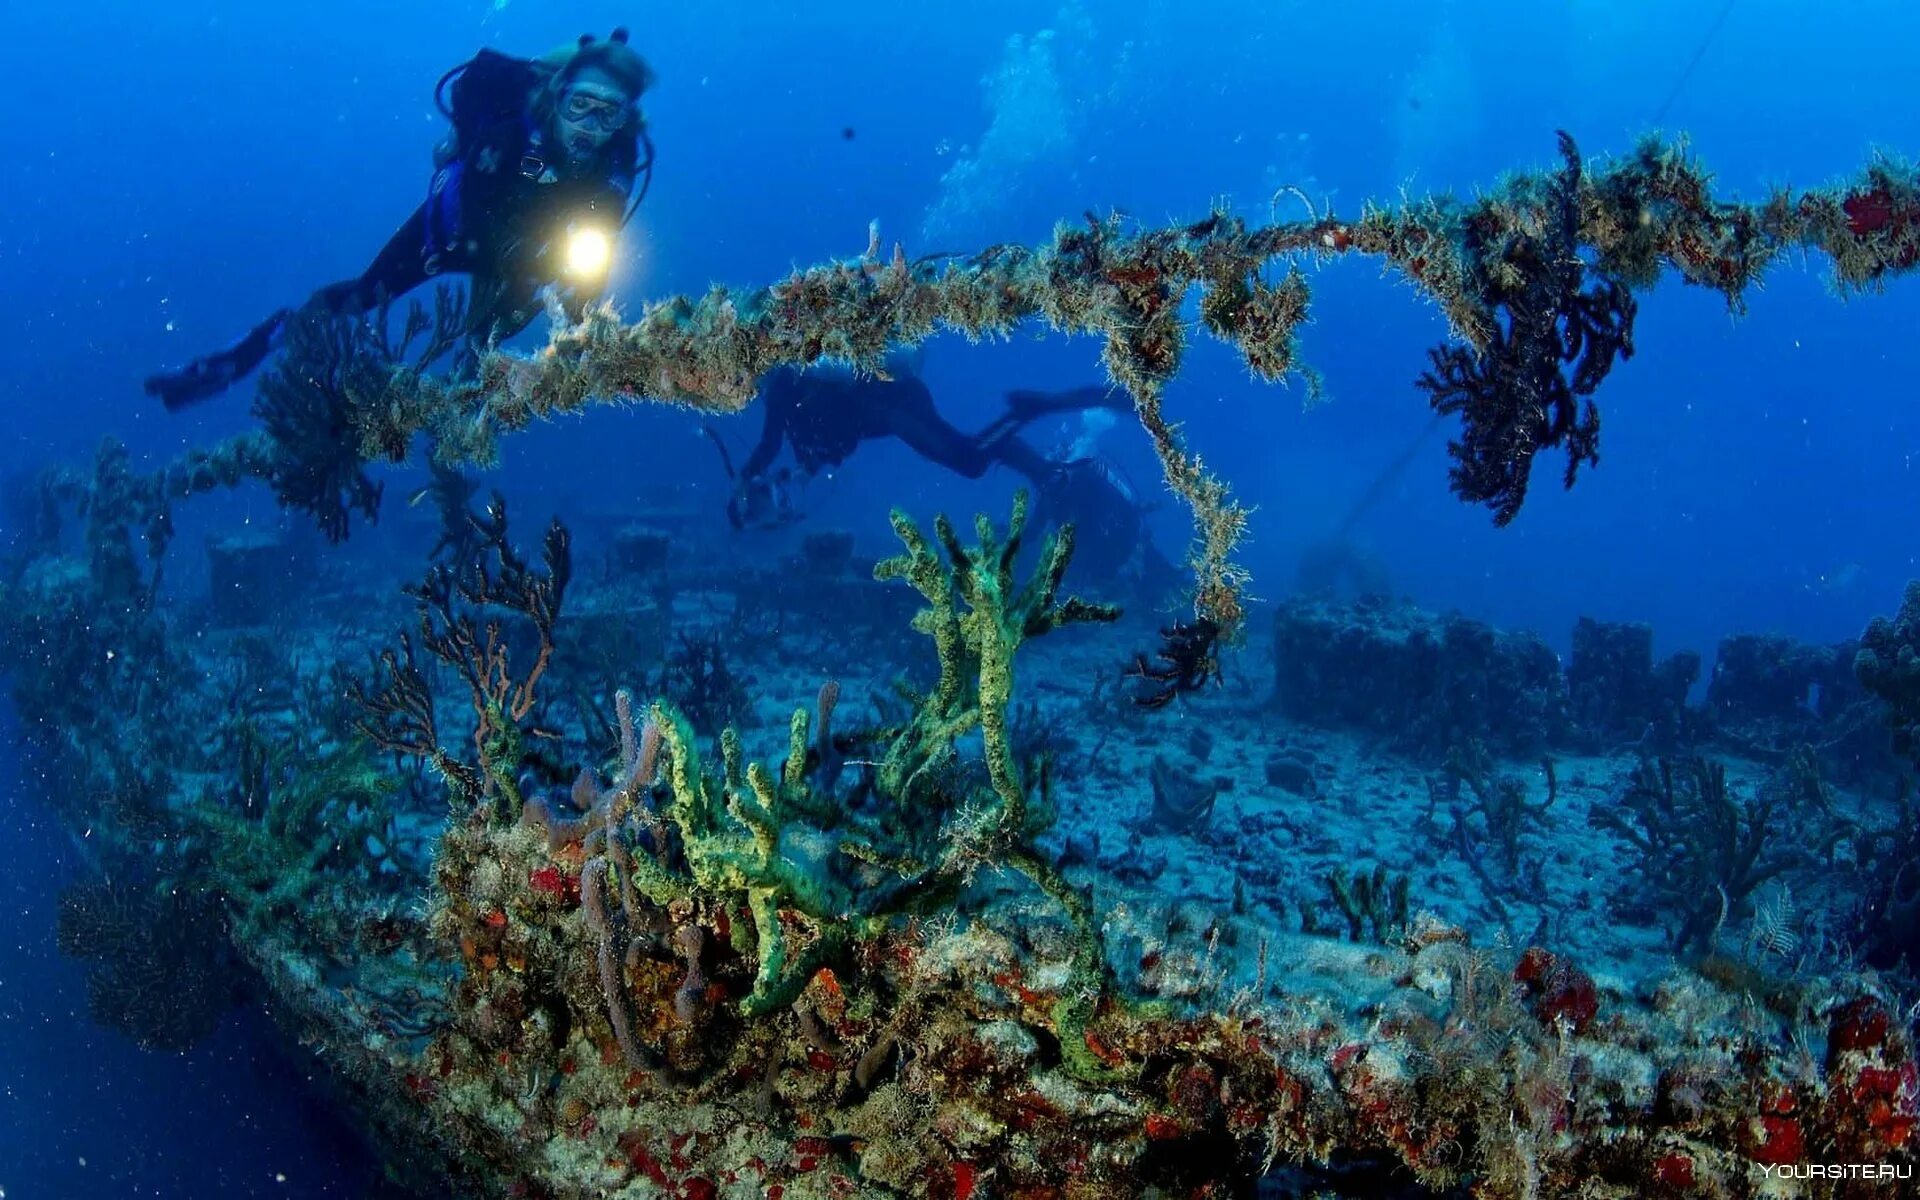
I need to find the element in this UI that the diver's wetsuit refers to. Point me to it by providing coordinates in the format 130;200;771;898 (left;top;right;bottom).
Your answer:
736;362;1174;595
144;50;638;412
1032;455;1181;591
739;364;1118;484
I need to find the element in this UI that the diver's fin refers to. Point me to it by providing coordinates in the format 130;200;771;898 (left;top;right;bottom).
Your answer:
144;357;242;411
978;385;1127;451
145;309;293;411
1004;385;1128;422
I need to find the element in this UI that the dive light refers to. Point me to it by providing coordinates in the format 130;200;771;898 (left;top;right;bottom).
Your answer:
564;225;614;282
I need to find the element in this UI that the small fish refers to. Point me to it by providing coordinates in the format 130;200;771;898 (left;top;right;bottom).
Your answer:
1804;562;1861;595
406;485;433;507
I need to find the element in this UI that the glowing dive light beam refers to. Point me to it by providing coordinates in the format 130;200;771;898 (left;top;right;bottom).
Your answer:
565;227;613;281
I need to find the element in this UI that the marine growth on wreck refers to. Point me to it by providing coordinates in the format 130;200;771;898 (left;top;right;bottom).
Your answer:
5;71;1920;1200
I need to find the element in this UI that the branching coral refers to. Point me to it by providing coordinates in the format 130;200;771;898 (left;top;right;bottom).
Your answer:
1589;752;1832;956
252;287;469;541
422;457;485;566
657;630;752;735
349;631;461;786
505;495;1124;1078
1438;741;1557;898
653;495;1114;1014
869;490;1118;823
351;492;571;807
186;740;397;939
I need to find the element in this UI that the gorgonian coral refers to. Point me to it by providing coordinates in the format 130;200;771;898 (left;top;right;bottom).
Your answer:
253;287;469;542
56;878;236;1051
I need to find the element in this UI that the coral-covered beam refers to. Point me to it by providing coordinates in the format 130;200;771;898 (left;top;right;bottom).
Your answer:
127;138;1920;635
399;137;1909;633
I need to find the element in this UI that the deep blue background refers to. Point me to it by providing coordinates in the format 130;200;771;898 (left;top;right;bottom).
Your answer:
2;1;1917;1194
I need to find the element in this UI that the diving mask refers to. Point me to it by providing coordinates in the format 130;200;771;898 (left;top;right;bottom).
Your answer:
559;86;633;132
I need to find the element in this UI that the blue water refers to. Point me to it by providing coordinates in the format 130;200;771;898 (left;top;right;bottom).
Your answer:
2;1;1918;1194
0;701;384;1197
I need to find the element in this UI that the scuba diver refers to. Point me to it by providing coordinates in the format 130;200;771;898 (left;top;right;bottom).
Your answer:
1029;412;1184;598
718;358;1179;597
143;29;656;411
717;355;1119;530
